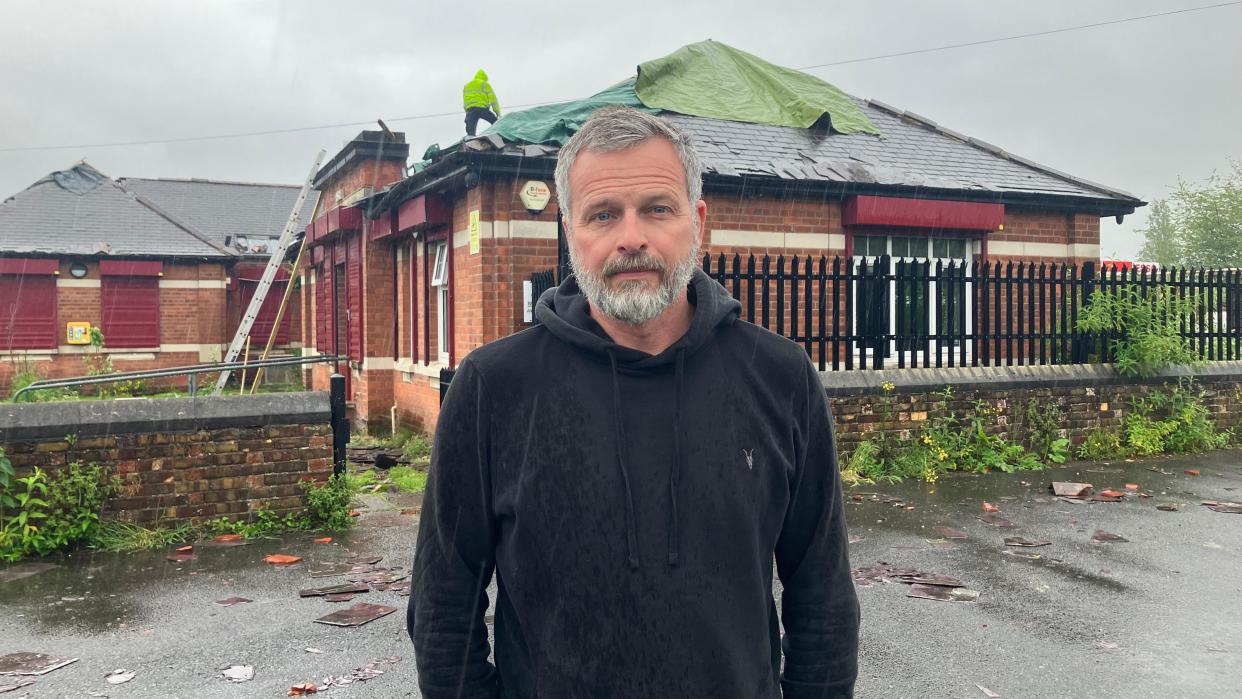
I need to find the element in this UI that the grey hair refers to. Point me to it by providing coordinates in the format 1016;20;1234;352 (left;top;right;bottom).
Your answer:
554;106;703;229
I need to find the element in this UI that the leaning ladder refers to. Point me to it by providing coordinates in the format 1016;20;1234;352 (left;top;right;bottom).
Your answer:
212;150;326;394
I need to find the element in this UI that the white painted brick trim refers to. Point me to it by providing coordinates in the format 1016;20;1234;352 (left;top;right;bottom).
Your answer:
988;241;1100;258
56;278;101;288
710;229;845;251
159;279;229;289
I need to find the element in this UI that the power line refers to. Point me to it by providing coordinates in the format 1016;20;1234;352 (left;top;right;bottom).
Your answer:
797;0;1242;69
2;1;1238;154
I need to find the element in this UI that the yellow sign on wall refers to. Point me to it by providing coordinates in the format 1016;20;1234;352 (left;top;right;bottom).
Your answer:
468;210;481;255
66;322;92;345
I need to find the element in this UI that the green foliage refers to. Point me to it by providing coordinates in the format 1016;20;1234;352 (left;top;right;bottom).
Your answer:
1077;286;1202;378
1076;428;1124;461
842;388;1043;485
401;432;433;462
204;508;311;539
82;329;144;398
90;521;196;553
1139;161;1242;267
387;466;429;493
301;473;356;531
1075;382;1232;460
1016;399;1071;464
7;365;77;403
0;462;117;562
1126;382;1232;455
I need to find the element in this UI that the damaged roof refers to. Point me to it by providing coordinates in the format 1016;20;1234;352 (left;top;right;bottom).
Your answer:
446;97;1140;212
0;163;233;258
120;177;319;254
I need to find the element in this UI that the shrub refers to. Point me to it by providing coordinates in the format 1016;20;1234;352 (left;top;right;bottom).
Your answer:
301;473;356;531
1076;428;1124;461
0;461;117;561
1077;286;1202;378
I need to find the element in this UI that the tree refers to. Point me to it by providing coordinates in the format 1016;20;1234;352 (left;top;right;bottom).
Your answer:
1139;161;1242;267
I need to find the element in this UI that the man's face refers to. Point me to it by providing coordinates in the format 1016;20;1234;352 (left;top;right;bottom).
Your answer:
565;138;707;326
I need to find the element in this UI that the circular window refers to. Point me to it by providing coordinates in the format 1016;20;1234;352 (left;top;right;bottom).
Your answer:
69;262;89;278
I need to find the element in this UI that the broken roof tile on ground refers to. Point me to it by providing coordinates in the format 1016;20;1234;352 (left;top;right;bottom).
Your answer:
314;602;397;628
1202;501;1242;514
1092;530;1129;543
1051;482;1094;498
979;513;1016;527
0;652;78;676
907;583;980;603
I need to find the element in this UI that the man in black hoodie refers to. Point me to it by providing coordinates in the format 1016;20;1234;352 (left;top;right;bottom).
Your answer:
410;106;859;698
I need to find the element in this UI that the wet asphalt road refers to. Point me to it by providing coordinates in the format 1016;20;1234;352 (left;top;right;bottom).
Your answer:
1;453;1240;698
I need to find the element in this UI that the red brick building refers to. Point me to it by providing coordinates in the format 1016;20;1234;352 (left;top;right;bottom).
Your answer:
300;76;1141;434
0;163;316;394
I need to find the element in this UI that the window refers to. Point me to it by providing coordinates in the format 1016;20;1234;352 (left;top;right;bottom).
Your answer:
0;261;57;350
431;242;449;363
431;242;449;286
851;235;973;359
99;261;161;349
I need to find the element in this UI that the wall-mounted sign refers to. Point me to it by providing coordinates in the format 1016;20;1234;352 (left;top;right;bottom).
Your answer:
66;322;92;345
523;280;534;323
468;210;481;255
519;181;551;213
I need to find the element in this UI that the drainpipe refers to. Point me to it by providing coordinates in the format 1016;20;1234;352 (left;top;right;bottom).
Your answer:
390;403;398;437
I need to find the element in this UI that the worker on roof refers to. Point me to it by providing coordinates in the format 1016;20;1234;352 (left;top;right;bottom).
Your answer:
462;69;502;137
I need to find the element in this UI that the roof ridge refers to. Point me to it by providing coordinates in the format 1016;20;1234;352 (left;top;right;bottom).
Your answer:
110;178;237;257
864;99;1140;202
120;176;307;189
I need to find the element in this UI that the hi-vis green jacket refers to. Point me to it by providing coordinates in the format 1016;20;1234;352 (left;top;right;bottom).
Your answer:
462;69;501;115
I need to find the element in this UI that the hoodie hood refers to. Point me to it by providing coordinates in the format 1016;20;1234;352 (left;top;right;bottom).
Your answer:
475;69;488;81
534;267;741;370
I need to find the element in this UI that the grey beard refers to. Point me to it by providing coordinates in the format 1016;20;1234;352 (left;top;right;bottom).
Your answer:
571;245;699;326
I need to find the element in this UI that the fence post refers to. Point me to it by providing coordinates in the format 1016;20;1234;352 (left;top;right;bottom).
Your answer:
1075;261;1096;364
329;373;348;477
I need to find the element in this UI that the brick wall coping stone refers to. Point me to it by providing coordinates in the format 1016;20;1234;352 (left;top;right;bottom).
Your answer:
0;392;330;442
820;361;1242;397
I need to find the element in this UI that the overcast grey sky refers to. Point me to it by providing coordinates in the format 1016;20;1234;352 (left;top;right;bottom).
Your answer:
2;0;1239;261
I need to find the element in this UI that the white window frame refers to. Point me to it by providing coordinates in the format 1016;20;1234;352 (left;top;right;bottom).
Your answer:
431;242;450;364
851;235;975;365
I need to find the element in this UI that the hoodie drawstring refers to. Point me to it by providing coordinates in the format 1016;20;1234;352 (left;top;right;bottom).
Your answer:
667;349;685;566
608;351;641;570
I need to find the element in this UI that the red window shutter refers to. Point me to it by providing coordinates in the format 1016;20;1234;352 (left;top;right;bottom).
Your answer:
0;274;57;350
316;264;330;353
101;277;160;348
346;236;362;361
240;280;291;346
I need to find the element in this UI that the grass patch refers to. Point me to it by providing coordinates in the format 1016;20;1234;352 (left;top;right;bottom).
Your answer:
387;466;428;493
90;521;197;553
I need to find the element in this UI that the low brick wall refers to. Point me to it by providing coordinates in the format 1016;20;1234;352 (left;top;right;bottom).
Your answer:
0;393;333;525
823;362;1242;459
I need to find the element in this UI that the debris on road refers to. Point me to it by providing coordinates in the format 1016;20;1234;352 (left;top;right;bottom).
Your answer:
1157;504;1181;512
926;538;957;550
1185;469;1201;476
104;669;136;685
982;501;1000;513
1092;530;1129;543
288;682;318;695
1124;483;1139;491
1202;501;1242;514
264;554;303;566
0;652;79;676
1004;537;1051;547
935;525;967;539
299;582;369;598
305;648;324;654
201;534;250;548
1051;482;1093;498
222;665;254;683
320;656;401;689
0;677;36;693
314;602;397;627
0;563;58;584
1002;549;1041;560
979;513;1016;527
324;593;357;602
214;597;252;607
907;583;979;602
1095;489;1126;501
976;684;1002;698
314;537;333;544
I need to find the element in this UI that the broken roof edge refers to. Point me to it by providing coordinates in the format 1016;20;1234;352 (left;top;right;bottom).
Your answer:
110;179;237;257
864;99;1144;205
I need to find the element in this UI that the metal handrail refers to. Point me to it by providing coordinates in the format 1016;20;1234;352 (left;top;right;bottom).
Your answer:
12;354;345;402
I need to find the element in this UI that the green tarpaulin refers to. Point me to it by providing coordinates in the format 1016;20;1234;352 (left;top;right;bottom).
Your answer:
635;40;879;134
483;40;879;145
484;78;658;145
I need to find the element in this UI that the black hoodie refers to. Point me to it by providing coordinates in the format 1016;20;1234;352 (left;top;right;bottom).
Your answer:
410;269;859;698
